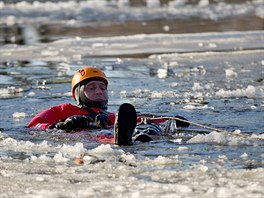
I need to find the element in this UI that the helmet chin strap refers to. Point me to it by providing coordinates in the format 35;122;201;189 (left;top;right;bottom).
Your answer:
76;84;108;110
75;84;81;106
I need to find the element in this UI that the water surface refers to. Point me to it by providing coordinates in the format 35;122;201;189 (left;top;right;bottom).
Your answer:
0;0;264;197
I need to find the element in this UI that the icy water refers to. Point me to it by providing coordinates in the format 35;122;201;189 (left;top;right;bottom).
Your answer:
0;0;264;197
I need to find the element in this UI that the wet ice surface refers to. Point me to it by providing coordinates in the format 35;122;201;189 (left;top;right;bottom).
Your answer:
1;31;264;61
0;132;264;197
0;0;263;25
0;0;264;197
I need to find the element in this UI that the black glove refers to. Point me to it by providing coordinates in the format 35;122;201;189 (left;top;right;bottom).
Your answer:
50;115;94;131
95;110;109;128
174;116;190;128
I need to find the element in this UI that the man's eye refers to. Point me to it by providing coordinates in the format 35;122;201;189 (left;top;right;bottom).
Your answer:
86;86;95;90
100;86;106;90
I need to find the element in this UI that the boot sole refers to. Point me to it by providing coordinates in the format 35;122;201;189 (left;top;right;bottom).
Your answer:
114;103;137;145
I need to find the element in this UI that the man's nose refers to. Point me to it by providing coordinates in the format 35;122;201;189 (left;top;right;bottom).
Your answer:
95;87;103;93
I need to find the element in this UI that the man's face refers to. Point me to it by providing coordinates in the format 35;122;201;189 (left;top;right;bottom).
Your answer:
84;80;108;102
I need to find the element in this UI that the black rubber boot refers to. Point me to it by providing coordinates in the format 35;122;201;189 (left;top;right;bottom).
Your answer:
114;103;137;146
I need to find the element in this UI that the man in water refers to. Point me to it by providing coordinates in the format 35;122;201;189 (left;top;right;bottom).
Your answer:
27;66;189;145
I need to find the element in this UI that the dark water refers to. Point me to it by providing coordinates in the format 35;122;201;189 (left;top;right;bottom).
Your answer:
1;0;263;45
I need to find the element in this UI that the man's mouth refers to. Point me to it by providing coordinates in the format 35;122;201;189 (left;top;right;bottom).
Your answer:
94;98;104;101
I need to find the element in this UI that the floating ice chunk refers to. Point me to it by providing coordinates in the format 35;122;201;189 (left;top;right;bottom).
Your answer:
184;104;196;110
39;140;50;148
169;61;179;67
152;90;179;98
120;153;137;166
217;155;228;164
58;142;86;156
120;90;128;97
41;49;59;56
195;164;209;172
192;82;203;91
187;65;206;75
218;155;228;161
92;43;108;48
240;153;248;159
53;152;69;163
168;0;187;6
198;65;206;75
208;43;217;48
250;133;264;140
2;137;33;149
117;0;130;8
198;0;209;7
82;155;96;164
12;112;27;119
132;89;151;98
0;86;24;98
170;82;178;87
30;155;38;162
72;54;82;60
151;91;163;98
114;185;126;192
31;154;51;162
146;0;160;8
245;85;257;97
198;42;204;47
188;131;253;146
144;155;181;166
89;144;124;155
215;89;229;98
157;68;168;78
163;25;170;32
178;146;189;151
199;159;206;165
257;6;264;18
216;85;264;98
172;138;182;143
225;69;237;78
184;104;209;110
27;91;35;97
6;16;16;26
188;131;228;144
232;129;241;135
35;177;45;182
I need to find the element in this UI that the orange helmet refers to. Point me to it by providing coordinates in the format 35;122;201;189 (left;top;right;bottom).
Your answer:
72;66;108;100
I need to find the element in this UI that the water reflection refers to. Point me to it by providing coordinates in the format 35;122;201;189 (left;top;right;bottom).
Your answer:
0;60;58;93
1;17;263;45
1;25;24;44
1;0;258;6
0;24;40;45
